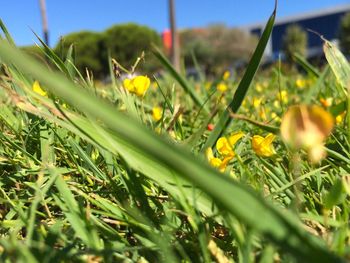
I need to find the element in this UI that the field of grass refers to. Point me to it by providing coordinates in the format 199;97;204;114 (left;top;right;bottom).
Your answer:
1;7;350;263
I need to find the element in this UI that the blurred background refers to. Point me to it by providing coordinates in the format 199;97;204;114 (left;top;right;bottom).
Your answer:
1;0;350;77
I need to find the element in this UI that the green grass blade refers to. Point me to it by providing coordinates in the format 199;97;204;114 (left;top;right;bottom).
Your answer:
202;6;277;150
152;46;209;114
323;40;350;94
0;18;15;46
293;53;320;78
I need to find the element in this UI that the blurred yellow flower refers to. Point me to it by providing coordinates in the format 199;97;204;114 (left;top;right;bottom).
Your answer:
216;82;228;92
255;83;263;92
152;107;162;121
296;78;306;89
280;105;334;163
320;97;333;108
205;82;212;90
123;75;150;97
278;90;288;104
336;112;346;125
223;70;230;80
253;97;262;108
252;133;276;157
270;112;281;122
32;80;47;97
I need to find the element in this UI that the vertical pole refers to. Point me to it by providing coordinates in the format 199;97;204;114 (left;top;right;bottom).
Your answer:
169;0;180;72
39;0;49;46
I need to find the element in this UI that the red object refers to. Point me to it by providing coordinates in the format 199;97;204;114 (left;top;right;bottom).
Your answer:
207;124;214;131
162;29;172;53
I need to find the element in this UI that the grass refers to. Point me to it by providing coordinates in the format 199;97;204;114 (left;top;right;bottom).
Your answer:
0;11;350;263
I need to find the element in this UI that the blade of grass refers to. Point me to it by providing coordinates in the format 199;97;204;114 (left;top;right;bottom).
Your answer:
293;53;320;78
152;46;209;114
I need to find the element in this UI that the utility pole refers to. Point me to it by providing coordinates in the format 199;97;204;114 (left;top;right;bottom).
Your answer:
169;0;180;72
39;0;49;46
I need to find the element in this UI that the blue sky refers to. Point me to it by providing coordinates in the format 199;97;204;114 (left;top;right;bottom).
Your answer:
1;0;349;47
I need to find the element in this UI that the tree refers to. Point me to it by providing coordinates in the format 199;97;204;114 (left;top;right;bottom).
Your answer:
104;23;162;72
54;31;106;78
180;25;258;74
282;24;308;63
339;12;350;55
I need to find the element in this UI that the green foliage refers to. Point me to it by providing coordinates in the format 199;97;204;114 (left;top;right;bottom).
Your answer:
54;31;105;78
54;24;162;78
180;25;258;74
104;23;162;73
339;12;350;55
282;24;308;63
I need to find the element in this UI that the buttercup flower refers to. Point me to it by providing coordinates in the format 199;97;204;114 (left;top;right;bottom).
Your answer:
216;82;228;92
216;137;234;157
277;90;288;104
223;70;230;80
133;76;150;97
206;148;230;173
123;78;134;92
336;112;346;124
152;107;162;121
255;83;263;92
123;75;150;97
205;131;245;172
320;97;333;108
280;105;334;163
252;133;276;157
32;80;47;97
296;78;306;89
253;97;262;108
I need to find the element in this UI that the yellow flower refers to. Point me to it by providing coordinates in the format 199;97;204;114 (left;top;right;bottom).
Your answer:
320;97;333;108
277;90;288;104
255;83;263;92
152;107;162;121
216;137;234;157
252;133;276;157
205;82;212;90
123;75;150;97
223;70;230;80
205;148;231;173
205;132;244;172
228;131;245;147
296;78;306;89
253;97;262;108
216;82;228;92
32;80;47;97
123;78;135;93
336;112;346;124
133;76;150;97
280;105;334;163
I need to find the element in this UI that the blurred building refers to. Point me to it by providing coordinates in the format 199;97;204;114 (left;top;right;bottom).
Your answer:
244;4;350;61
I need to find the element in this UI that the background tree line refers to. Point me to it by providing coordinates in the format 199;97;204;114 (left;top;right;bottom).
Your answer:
20;12;350;79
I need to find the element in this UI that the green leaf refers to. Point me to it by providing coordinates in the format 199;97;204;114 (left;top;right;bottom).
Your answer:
152;46;209;114
323;40;350;94
293;53;320;78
